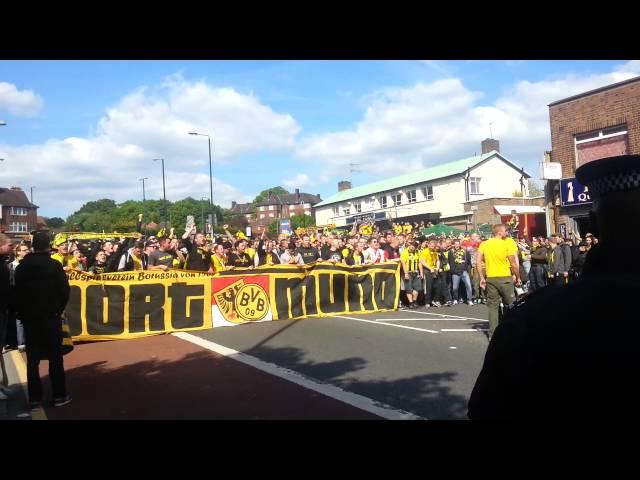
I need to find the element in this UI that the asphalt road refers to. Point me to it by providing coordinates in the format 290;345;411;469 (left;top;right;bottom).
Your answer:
191;303;491;420
2;304;491;420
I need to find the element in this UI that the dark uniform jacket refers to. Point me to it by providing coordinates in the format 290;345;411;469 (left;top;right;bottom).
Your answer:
0;256;10;312
468;243;640;419
14;252;70;324
530;246;548;265
548;246;565;275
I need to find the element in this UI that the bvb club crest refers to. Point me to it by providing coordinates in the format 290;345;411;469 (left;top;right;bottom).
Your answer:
214;279;269;323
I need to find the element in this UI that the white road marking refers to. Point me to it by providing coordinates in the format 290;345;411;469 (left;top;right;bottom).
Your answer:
399;309;489;322
449;346;457;350
334;315;439;334
172;331;424;420
440;328;489;332
377;318;473;322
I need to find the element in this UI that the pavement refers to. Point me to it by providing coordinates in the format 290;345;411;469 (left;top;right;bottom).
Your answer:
0;303;490;420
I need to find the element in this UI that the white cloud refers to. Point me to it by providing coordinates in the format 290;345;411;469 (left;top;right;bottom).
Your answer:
0;74;298;216
0;82;43;117
283;173;312;189
296;60;640;178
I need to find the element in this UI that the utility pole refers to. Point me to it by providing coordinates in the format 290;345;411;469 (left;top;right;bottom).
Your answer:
139;177;148;202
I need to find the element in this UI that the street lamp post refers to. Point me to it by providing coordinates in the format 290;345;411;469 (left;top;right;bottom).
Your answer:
188;131;214;227
139;177;148;202
152;159;167;228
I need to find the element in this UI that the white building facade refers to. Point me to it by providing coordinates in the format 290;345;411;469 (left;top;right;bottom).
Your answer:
314;150;530;228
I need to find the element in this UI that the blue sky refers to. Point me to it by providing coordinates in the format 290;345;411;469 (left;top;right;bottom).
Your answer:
0;60;637;218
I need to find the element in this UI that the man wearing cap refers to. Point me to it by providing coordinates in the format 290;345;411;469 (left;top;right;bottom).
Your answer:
469;154;640;420
14;232;71;408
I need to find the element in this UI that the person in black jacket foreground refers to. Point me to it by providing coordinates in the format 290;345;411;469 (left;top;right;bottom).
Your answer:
14;231;72;409
468;154;640;420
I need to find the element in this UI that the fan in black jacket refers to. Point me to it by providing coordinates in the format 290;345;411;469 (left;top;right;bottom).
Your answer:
14;231;71;407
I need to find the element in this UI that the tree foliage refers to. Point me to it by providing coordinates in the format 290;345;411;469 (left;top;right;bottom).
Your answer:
65;197;226;233
528;179;544;197
252;186;289;206
44;217;65;228
289;214;315;230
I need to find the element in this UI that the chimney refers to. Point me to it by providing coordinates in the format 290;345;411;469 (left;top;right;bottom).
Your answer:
10;186;22;191
295;188;300;201
338;181;352;192
481;138;500;154
232;201;237;208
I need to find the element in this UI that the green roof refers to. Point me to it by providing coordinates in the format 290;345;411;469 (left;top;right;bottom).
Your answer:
316;151;526;208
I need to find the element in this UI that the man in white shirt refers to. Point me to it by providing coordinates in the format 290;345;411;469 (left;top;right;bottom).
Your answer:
363;238;386;264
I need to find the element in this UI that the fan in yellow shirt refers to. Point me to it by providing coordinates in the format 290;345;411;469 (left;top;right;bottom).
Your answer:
477;224;521;338
210;243;227;273
51;241;78;271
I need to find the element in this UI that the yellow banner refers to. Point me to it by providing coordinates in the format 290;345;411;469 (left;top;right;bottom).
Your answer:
66;262;401;340
211;262;400;327
65;269;213;341
55;232;143;243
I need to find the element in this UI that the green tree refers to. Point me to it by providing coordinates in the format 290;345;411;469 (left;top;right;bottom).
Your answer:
64;197;227;233
45;217;65;228
268;220;279;235
253;186;289;206
290;214;315;230
528;179;544;197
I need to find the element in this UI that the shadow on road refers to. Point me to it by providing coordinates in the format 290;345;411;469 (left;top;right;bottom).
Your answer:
38;348;379;420
246;344;469;420
38;336;470;420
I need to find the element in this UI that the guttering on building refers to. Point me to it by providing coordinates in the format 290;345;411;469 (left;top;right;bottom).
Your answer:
314;140;531;230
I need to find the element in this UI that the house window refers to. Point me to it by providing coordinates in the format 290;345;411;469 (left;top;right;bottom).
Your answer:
10;207;27;216
366;198;374;210
332;206;339;216
574;124;628;168
354;201;362;213
343;206;350;216
269;213;274;218
260;214;265;219
9;222;28;233
470;177;481;194
269;205;274;211
379;196;387;209
407;190;417;203
392;194;402;206
423;185;434;200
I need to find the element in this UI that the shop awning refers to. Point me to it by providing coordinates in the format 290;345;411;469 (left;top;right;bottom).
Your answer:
494;205;545;215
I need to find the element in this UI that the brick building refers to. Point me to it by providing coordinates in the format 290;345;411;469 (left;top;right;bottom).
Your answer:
252;189;321;230
463;196;546;237
0;186;38;242
229;201;254;221
546;76;640;235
